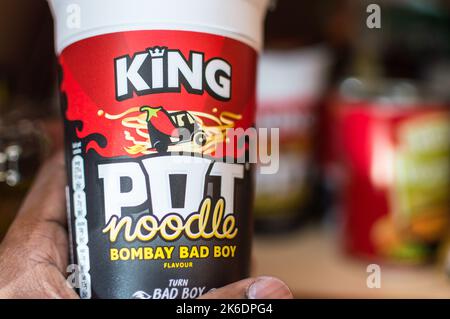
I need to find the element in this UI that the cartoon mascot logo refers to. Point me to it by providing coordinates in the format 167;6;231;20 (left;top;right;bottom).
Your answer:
140;106;207;154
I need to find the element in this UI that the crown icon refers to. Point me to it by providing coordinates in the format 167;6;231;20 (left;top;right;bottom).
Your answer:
148;46;166;58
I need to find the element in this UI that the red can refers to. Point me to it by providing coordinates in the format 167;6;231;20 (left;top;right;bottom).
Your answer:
332;79;450;263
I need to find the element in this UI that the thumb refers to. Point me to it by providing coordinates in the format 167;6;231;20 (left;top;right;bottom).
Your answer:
199;277;293;299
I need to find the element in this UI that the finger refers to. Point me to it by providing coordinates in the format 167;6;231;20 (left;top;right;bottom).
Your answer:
199;278;255;299
246;276;293;299
15;150;67;227
199;276;293;299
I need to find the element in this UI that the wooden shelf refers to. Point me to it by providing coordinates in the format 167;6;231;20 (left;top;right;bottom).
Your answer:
253;227;450;298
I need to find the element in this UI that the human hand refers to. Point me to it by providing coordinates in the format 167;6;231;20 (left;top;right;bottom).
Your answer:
0;152;77;298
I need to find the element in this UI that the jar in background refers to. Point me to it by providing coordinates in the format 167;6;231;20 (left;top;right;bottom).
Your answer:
255;46;330;233
333;78;450;264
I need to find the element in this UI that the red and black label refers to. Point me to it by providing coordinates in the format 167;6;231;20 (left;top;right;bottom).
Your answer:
59;30;257;299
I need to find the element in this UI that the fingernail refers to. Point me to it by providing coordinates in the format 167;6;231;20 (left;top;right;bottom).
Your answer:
246;276;292;299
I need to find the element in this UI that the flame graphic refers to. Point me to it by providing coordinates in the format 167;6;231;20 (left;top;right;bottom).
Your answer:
97;107;242;156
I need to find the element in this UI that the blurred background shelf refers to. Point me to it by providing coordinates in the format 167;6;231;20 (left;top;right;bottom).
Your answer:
253;227;450;299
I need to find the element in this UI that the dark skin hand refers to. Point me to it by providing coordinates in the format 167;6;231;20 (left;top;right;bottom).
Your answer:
0;152;292;299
